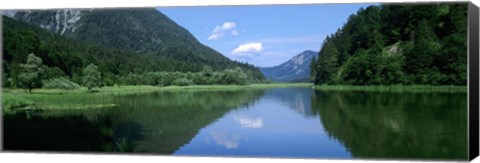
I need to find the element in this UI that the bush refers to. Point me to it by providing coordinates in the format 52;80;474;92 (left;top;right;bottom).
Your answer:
172;77;193;86
43;77;81;90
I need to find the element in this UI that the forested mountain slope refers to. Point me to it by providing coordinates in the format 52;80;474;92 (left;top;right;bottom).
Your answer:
4;16;183;86
3;8;266;87
12;8;244;69
311;3;467;85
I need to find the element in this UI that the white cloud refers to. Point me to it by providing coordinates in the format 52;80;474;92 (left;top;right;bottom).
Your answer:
231;42;263;55
218;22;236;30
208;33;223;40
208;22;239;40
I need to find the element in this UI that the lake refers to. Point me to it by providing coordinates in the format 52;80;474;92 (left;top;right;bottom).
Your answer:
3;87;468;160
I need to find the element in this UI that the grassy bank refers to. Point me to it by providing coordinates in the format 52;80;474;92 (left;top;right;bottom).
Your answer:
314;85;467;92
2;83;312;113
3;83;312;96
3;83;466;114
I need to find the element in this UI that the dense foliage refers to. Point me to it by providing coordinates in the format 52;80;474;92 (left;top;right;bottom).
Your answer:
311;3;467;85
3;16;266;88
118;66;250;86
82;64;102;91
17;53;44;93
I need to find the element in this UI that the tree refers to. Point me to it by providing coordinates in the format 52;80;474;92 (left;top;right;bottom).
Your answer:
312;4;466;86
199;66;214;85
82;63;102;92
403;20;441;84
172;77;193;86
18;53;44;93
315;38;340;85
222;67;248;85
310;56;317;83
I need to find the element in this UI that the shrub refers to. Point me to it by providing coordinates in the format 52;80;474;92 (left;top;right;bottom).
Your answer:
172;77;193;86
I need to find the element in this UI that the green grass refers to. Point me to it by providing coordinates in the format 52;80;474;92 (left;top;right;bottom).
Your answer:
2;83;312;112
3;83;465;113
2;95;34;114
314;84;467;92
4;83;312;95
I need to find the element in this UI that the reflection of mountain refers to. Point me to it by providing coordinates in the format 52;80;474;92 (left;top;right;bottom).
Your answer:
4;90;265;153
311;90;467;160
111;89;266;154
263;88;314;117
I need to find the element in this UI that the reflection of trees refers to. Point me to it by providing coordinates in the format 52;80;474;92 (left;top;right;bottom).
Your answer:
311;90;467;160
4;112;115;152
111;89;265;154
4;89;265;154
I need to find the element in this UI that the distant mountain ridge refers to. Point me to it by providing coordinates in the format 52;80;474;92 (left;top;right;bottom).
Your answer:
260;50;317;82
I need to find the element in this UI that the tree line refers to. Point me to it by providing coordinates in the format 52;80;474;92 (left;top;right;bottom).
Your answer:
310;4;467;85
13;53;251;93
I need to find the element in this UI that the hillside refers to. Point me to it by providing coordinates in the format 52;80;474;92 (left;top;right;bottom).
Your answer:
3;16;183;86
12;9;235;67
3;8;266;87
260;50;317;82
311;3;467;85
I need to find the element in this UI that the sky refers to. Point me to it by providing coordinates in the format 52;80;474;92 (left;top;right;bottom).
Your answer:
157;3;374;67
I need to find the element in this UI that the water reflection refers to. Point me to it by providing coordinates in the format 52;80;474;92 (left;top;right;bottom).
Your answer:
263;88;314;117
4;89;265;154
174;88;351;158
4;88;468;160
210;132;242;149
234;115;263;128
311;90;467;160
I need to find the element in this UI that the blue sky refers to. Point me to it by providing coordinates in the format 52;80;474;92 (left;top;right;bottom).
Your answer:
157;3;374;67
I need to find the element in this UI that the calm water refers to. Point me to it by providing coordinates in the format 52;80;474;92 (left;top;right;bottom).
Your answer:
4;87;467;160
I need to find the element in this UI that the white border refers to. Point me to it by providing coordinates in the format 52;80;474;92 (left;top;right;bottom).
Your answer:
0;0;478;163
0;0;473;10
0;153;470;163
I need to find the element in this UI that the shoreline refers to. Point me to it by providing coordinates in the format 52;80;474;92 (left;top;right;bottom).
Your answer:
2;83;313;95
1;83;312;113
2;83;467;113
313;84;467;92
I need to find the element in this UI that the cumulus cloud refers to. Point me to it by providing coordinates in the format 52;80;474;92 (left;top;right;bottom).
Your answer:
208;22;239;40
231;42;263;55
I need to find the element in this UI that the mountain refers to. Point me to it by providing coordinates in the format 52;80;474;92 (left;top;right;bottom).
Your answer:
311;4;467;85
260;50;317;82
9;8;264;77
3;16;193;84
